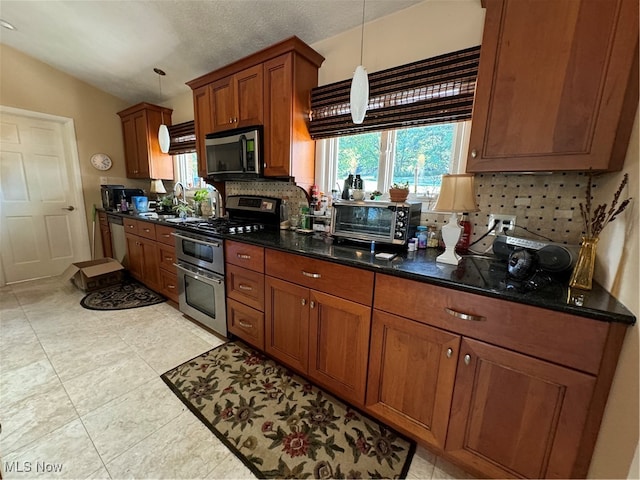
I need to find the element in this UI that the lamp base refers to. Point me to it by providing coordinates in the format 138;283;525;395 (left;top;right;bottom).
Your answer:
436;212;462;265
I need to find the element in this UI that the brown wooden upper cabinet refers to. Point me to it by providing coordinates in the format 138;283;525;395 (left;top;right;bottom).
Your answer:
466;0;639;173
211;65;263;133
117;102;174;180
187;37;325;191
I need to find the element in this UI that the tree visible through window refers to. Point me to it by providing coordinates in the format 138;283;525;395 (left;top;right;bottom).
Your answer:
333;123;459;197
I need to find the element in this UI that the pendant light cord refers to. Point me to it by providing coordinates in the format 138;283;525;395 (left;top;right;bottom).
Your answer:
359;0;365;65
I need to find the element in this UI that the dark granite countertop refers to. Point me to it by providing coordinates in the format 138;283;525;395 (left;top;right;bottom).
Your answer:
223;230;636;325
107;211;636;325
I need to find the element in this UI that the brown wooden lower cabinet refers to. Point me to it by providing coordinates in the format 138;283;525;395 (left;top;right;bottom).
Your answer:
98;212;113;258
265;276;309;373
264;274;371;405
446;338;596;479
366;310;460;449
227;297;264;350
125;232;159;291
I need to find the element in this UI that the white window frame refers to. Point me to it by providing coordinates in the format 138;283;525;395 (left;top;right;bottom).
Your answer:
315;121;471;207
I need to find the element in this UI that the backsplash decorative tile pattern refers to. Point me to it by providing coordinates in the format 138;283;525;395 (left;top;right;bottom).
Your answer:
421;172;598;252
226;180;309;208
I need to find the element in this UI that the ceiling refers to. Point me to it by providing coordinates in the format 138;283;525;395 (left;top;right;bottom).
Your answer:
0;0;422;104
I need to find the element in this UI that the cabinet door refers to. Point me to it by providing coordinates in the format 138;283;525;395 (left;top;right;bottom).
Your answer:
265;276;309;373
467;0;638;172
211;75;236;132
132;112;150;178
366;310;460;449
263;53;293;178
100;224;113;259
446;338;596;479
193;85;214;177
139;236;160;291
235;64;264;128
307;290;371;406
121;114;141;177
125;233;143;280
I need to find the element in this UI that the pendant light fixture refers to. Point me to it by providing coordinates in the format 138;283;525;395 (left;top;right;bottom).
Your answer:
350;0;369;124
154;67;170;154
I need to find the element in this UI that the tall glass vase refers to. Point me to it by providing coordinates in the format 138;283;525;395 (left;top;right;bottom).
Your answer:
569;236;599;290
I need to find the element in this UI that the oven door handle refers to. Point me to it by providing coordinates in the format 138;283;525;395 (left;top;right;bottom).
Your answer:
173;263;223;285
171;232;221;248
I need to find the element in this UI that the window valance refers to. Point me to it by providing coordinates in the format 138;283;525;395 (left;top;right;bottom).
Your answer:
167;120;196;155
308;45;481;139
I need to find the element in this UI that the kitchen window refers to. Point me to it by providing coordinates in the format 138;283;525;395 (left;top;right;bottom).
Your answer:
316;121;470;203
309;46;479;206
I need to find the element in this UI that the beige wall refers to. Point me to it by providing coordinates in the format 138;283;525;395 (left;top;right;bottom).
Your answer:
0;44;149;252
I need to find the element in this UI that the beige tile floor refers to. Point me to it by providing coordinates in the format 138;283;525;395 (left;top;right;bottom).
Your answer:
0;276;472;479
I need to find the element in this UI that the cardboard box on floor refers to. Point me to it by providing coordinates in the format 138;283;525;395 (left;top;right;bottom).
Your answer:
62;258;125;292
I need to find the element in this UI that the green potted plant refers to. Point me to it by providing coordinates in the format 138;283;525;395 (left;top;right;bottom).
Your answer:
173;202;194;219
192;188;209;217
389;182;409;202
157;194;175;214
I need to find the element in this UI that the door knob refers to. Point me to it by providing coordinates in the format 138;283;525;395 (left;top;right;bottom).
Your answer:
62;206;75;211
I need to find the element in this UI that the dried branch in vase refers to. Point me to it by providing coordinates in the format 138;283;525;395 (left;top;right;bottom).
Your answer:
579;173;632;238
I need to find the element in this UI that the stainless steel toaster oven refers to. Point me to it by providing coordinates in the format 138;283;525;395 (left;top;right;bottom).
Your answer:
330;200;421;245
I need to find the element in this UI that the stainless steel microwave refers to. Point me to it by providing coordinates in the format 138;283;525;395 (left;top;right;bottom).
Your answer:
330;200;421;245
205;125;262;179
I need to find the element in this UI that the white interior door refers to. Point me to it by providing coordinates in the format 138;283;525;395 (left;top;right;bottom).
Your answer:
0;110;90;283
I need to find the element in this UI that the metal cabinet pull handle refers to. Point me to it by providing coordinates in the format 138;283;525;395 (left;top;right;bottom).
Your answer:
446;348;453;358
238;284;253;291
166;256;173;261
310;301;315;309
471;149;478;158
464;354;471;365
444;307;485;322
237;253;251;260
301;298;307;306
238;320;253;328
128;225;135;229
302;271;321;279
143;228;150;232
167;285;175;289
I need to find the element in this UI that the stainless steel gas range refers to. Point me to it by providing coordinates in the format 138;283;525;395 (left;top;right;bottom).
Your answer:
173;195;281;336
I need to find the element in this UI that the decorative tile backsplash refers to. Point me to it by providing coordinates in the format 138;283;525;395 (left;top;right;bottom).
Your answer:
422;172;597;251
219;173;613;253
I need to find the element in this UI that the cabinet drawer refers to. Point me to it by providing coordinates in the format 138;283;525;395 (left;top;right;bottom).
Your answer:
374;274;608;374
137;221;156;240
227;298;264;350
123;218;139;235
156;225;175;246
159;269;178;303
226;264;265;311
98;211;109;226
158;244;177;272
266;249;374;306
225;241;265;272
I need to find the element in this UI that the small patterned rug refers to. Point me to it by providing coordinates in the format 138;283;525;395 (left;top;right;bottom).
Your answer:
161;341;415;479
80;280;165;310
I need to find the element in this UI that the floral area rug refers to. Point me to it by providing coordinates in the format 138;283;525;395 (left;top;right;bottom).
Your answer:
161;341;415;479
80;279;165;310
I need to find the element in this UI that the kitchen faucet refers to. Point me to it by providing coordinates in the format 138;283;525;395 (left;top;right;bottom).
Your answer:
173;182;185;204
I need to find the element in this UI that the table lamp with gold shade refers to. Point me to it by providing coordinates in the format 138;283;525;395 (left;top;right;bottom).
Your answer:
432;174;479;265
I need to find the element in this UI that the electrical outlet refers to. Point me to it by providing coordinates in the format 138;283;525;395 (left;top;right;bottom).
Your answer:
99;176;108;185
487;214;516;236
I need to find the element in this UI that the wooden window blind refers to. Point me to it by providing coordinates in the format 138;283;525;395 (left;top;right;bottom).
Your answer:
167;120;196;155
309;45;480;139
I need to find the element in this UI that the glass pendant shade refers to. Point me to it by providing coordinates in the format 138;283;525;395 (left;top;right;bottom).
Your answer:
350;65;369;124
158;124;170;154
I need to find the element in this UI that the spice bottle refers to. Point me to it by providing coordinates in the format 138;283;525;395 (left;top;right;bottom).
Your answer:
417;226;428;249
427;225;439;248
455;213;472;255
